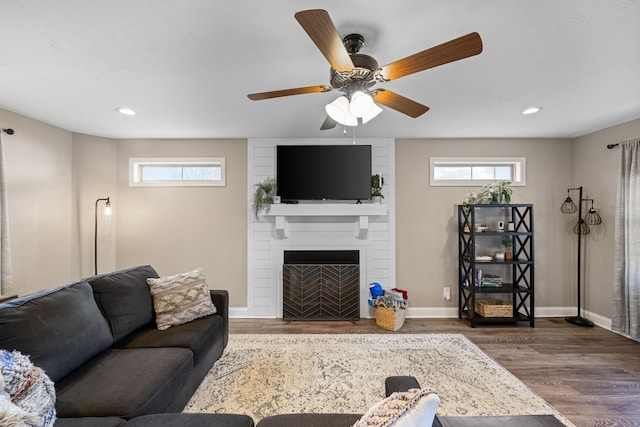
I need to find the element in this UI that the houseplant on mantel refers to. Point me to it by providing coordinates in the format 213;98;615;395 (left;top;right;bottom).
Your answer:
371;173;384;203
252;177;276;218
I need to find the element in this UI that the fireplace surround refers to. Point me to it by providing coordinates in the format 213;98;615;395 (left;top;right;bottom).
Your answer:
247;138;395;319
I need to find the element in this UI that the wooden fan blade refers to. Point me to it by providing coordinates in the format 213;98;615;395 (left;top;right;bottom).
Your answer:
294;9;354;73
248;85;332;101
320;115;337;130
379;32;483;81
373;90;429;118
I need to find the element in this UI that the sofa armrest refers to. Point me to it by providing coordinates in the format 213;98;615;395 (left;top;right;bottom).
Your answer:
209;290;229;348
385;375;421;396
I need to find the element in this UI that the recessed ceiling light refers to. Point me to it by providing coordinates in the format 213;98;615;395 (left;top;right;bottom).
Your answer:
522;107;543;115
116;107;136;116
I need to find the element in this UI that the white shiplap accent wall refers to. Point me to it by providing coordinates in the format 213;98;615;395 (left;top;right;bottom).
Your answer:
247;138;395;318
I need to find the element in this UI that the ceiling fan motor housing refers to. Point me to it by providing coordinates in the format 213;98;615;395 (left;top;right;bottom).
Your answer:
330;57;379;96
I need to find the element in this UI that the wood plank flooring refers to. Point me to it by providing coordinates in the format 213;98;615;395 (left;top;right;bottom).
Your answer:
229;317;640;427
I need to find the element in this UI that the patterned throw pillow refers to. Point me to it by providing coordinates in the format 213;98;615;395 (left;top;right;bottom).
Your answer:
0;349;56;426
146;267;217;331
353;388;440;427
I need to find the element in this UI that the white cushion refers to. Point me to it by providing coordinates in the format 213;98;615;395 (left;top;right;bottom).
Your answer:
353;388;440;427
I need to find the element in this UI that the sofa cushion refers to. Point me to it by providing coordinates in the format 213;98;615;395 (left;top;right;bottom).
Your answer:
0;349;57;426
114;314;224;369
55;348;193;419
124;413;255;427
146;268;216;331
54;418;126;427
256;414;362;427
88;265;159;342
0;281;113;382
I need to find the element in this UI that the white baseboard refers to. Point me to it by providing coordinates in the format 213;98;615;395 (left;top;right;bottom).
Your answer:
229;306;613;331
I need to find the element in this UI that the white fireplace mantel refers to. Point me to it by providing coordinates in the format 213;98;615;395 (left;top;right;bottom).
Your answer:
263;203;388;238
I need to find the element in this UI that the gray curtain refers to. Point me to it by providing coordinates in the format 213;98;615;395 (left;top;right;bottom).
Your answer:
612;138;640;340
0;133;12;294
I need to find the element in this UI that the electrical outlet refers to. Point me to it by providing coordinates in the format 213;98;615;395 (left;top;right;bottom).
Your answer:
443;286;451;301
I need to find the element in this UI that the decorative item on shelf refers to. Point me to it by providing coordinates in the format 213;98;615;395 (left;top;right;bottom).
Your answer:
462;181;512;205
501;236;513;261
475;298;512;318
481;180;513;204
560;186;603;327
371;173;384;202
252;177;276;218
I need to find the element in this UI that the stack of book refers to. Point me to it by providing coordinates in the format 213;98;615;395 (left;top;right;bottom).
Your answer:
480;273;503;288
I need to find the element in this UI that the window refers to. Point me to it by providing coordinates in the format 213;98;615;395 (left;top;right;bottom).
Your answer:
129;158;225;187
430;157;525;186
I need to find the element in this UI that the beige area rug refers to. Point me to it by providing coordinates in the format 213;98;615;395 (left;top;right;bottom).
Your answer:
185;334;573;425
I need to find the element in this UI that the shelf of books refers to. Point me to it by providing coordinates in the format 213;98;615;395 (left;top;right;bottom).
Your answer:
457;204;534;327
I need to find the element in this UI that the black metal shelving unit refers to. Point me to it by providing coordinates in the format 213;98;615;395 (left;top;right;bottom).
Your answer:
458;204;534;327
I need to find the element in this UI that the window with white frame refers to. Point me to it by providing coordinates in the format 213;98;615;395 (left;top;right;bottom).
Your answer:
129;157;226;187
430;157;525;186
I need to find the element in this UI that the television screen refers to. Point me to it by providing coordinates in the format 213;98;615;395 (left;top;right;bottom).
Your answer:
276;145;372;201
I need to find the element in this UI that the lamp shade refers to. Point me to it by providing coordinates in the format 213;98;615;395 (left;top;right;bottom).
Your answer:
349;91;375;117
361;103;383;124
560;196;577;213
326;96;357;126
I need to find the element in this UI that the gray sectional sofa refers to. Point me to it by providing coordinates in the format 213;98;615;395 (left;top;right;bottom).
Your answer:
0;265;253;427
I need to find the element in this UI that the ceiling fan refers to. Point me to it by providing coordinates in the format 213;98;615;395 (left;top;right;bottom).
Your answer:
247;9;483;130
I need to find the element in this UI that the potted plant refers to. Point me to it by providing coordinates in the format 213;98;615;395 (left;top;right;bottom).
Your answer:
371;173;384;202
252;177;276;218
501;236;513;261
481;181;513;204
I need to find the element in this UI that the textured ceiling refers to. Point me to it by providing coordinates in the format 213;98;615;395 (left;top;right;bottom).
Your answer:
1;0;639;139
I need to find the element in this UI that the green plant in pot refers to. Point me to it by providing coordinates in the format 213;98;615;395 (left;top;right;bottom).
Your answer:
371;174;384;201
501;236;514;261
252;177;276;218
481;180;512;204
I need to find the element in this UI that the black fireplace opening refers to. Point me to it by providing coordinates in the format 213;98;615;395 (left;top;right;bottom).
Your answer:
282;250;360;321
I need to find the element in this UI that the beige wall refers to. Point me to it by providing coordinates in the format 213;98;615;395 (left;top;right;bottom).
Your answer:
0;108;75;295
115;139;248;307
72;133;117;278
3;104;639;322
573;118;640;318
395;138;575;310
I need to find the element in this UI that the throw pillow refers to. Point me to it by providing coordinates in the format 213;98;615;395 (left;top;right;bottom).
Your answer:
353;388;440;427
146;267;217;330
0;349;56;427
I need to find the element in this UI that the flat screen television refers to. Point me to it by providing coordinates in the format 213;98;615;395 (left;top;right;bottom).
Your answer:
276;145;372;202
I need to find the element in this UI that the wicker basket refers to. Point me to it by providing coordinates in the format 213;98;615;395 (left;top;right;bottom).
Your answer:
475;298;513;318
375;306;408;331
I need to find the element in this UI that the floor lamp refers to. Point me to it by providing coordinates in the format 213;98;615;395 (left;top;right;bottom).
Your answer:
94;197;111;275
560;186;602;327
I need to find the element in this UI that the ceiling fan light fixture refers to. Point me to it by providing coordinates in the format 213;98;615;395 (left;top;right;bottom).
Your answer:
361;103;383;124
326;96;357;126
349;91;375;117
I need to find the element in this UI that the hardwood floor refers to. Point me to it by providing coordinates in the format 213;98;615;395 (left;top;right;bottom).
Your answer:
229;317;640;427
